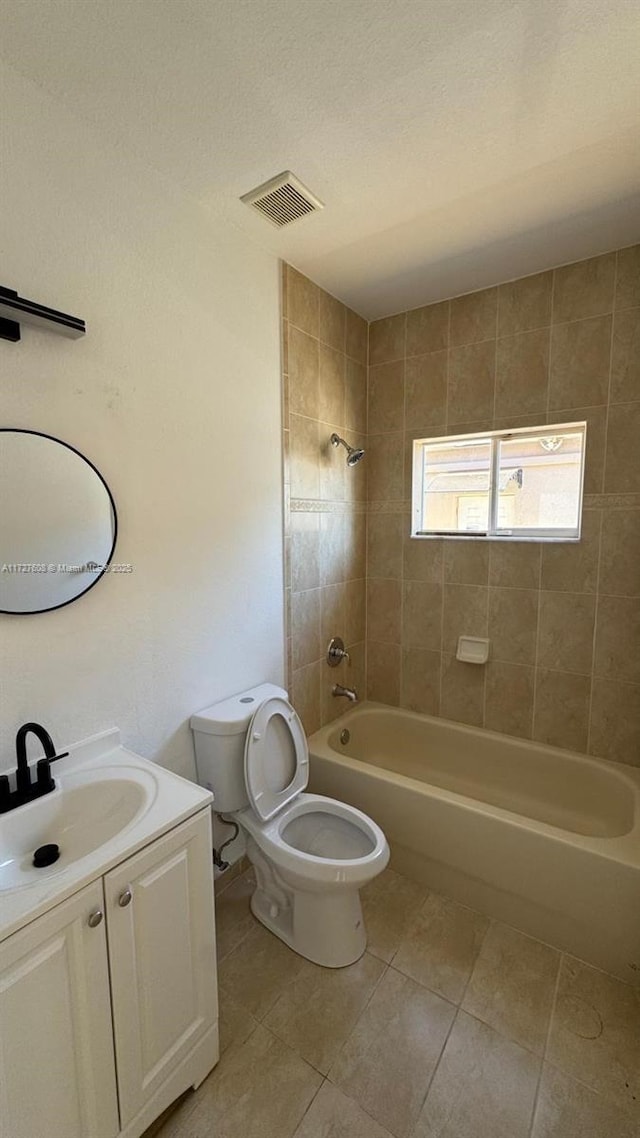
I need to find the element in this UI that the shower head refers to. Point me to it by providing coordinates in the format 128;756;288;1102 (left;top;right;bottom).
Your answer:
330;433;365;467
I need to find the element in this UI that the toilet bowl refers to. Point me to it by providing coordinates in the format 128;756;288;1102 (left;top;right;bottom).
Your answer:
191;683;389;967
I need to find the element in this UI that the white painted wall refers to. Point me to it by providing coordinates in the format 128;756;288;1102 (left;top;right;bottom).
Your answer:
0;62;284;784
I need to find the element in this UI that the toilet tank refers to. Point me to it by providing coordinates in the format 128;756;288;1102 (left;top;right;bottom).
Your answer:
190;683;287;813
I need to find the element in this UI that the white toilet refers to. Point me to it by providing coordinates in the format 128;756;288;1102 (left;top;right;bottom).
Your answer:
191;683;389;967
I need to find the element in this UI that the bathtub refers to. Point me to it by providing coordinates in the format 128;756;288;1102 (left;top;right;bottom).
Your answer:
308;703;640;985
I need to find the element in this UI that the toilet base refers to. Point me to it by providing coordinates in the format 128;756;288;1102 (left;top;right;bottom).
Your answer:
246;838;367;968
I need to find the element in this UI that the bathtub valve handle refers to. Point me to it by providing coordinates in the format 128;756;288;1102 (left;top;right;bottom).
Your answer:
327;637;350;667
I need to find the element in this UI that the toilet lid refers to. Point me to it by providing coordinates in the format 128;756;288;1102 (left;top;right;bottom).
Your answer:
244;697;309;821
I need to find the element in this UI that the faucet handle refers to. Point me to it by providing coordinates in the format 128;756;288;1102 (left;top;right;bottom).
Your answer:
36;758;56;795
327;637;351;667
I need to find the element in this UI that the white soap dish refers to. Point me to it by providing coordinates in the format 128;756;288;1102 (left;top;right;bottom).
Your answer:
456;636;490;665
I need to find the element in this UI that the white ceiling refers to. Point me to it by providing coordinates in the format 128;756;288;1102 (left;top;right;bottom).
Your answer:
1;0;640;319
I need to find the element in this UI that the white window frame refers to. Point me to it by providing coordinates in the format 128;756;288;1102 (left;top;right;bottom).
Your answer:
411;421;587;541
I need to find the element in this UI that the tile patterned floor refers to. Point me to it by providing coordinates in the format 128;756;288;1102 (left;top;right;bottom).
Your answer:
146;866;640;1138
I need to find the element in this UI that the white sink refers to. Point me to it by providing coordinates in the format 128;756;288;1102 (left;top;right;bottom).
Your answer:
0;765;158;891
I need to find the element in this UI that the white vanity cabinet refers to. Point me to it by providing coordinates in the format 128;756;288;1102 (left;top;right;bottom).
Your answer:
0;807;218;1138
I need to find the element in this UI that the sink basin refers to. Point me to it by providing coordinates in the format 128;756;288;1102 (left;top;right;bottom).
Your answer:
0;765;157;891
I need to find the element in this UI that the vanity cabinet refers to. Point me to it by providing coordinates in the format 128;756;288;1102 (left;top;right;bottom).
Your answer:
0;878;119;1138
0;808;218;1138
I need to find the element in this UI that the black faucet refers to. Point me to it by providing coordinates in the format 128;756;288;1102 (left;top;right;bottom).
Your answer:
0;723;68;813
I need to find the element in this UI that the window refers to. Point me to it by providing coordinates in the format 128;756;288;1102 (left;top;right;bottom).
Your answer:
411;422;586;541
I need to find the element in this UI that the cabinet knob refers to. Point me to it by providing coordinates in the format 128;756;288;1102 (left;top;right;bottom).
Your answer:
87;908;103;928
118;887;133;908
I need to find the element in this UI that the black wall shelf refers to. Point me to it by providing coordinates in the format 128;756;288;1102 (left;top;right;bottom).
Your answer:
0;285;85;342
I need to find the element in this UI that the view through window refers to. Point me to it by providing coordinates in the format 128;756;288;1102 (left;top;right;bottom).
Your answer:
411;423;586;540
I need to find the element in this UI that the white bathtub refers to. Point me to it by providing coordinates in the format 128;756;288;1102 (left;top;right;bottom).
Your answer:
308;703;640;984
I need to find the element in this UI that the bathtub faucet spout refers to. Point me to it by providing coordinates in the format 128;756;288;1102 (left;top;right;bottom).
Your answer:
332;683;358;702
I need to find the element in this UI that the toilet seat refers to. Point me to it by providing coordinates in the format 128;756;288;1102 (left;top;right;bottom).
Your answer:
238;792;389;888
244;696;309;821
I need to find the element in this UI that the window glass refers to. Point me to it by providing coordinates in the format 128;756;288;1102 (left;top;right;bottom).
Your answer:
412;422;586;541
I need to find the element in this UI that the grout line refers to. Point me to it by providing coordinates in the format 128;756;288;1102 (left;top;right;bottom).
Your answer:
586;253;617;754
527;950;564;1137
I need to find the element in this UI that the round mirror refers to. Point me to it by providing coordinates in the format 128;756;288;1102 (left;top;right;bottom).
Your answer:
0;429;117;614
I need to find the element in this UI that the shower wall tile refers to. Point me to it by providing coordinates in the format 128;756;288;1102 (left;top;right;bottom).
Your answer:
403;529;443;582
589;678;640;766
552;253;615;323
369;313;406;365
283;263;368;726
599;509;640;596
288;326;319;417
319;289;346;352
488;587;539;666
497;270;553;336
449;286;497;346
610;307;640;403
489;541;541;590
362;244;640;764
318;343;345;424
440;655;485;727
548;314;612;410
594;596;640;685
447;339;496;423
288;266;319;337
406;300;449;357
402;580;443;651
286;245;640;764
443;540;490;585
367;512;403;579
367;578;402;644
484;662;535;739
345;307;368;365
367;641;401;705
404;350;447;433
536;591;596;675
400;647;441;715
368;361;404;434
605;402;640;493
533;670;590;752
345;359;367;432
495;327;550;417
442;584;488;655
540;509;601;593
616;244;640;309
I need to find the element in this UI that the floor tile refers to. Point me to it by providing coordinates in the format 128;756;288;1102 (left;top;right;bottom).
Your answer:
160;1025;322;1138
462;923;560;1053
547;956;640;1116
214;869;257;961
218;921;304;1020
531;1063;639;1138
361;867;429;963
412;1011;540;1138
218;987;258;1056
393;893;488;1003
264;950;385;1073
329;966;454;1137
292;1081;394;1138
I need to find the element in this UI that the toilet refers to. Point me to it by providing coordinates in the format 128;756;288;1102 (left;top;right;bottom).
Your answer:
191;683;389;967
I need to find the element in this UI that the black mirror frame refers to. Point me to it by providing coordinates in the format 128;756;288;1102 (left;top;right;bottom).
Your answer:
0;427;118;616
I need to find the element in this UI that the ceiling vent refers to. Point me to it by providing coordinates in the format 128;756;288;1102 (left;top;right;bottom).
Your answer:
240;171;324;228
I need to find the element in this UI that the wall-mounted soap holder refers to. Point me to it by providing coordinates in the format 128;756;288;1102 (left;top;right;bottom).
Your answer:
456;636;490;665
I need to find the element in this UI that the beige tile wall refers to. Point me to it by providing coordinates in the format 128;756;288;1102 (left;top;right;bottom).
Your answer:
366;244;640;765
283;264;368;733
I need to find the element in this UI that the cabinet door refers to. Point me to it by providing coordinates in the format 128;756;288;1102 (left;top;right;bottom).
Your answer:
0;880;119;1138
105;809;217;1126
